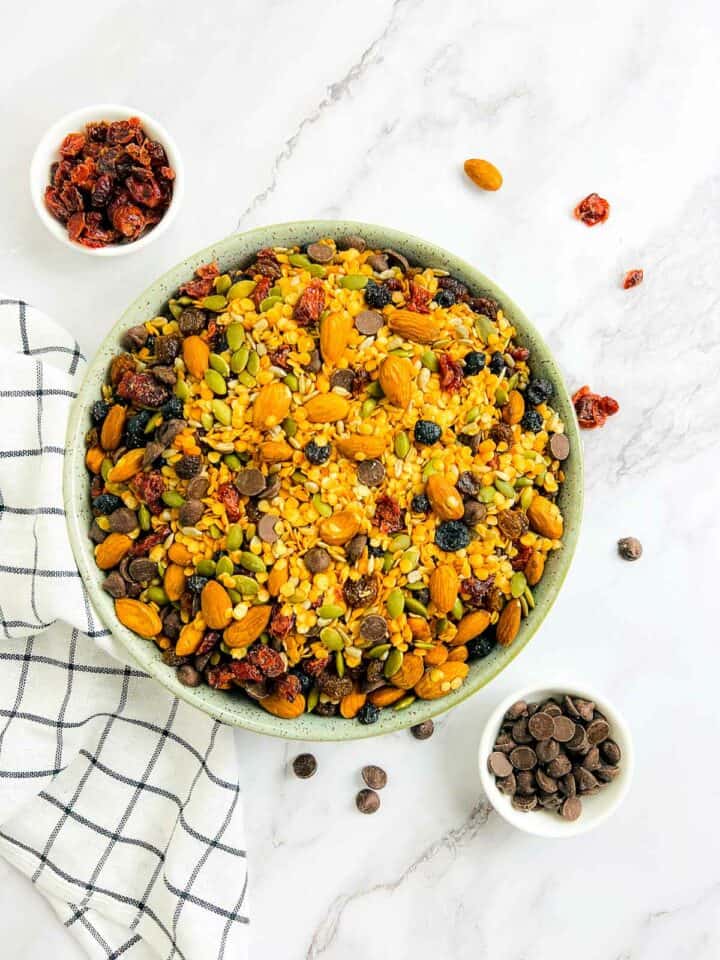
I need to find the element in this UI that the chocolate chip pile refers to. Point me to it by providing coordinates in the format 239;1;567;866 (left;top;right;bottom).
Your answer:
487;695;621;821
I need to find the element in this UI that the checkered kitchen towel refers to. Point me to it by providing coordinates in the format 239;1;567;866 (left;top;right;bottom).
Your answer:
0;299;248;960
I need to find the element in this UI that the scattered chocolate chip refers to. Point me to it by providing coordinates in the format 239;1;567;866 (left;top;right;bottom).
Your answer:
528;712;555;741
177;664;201;687
574;698;595;722
411;719;434;740
356;788;380;814
549;433;570;461
581;746;601;771
566;726;589;753
359;615;388;643
542;701;562;717
563;695;580;719
257;514;279;543
307;242;334;264
292;753;317;779
235;469;266;496
595;764;621;782
561;797;582;821
586;718;610;745
330;369;355;392
355;310;384;335
127;558;157;582
552;715;576;743
618;536;642;561
357;458;385;487
263;475;281;500
362;765;387;790
575;767;599;793
303;547;331;574
559;773;576;798
488;751;513;778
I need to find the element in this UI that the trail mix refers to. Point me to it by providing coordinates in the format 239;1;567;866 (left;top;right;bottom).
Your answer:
45;116;174;247
488;695;622;820
85;236;569;722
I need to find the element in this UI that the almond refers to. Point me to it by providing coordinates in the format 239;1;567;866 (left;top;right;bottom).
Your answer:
176;615;206;656
464;158;503;191
100;404;127;451
429;564;459;614
368;686;406;707
527;495;564;540
388;308;443;343
525;551;545;586
424;644;449;666
163;563;187;602
340;689;367;719
389;652;424;690
378;355;414;408
266;564;286;596
447;644;468;662
167;542;193;565
318;508;361;546
253;382;291;431
200;580;233;629
303;393;350;423
95;533;132;570
115;598;162;638
335;435;386;460
260;692;306;719
223;604;272;648
426;474;464;521
502;389;525;425
85;445;105;474
259;440;294;463
453;609;491;646
182;335;210;379
107;447;145;483
319;310;353;365
496;598;521;647
407;616;431;642
414;661;469;700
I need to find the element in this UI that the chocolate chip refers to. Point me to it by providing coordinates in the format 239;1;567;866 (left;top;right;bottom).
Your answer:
535;738;559;763
330;369;355;392
511;718;533;744
497;774;516;795
127;558;157;582
559;773;576;798
595;764;621;782
307;242;334;264
156;418;185;446
177;664;201;687
581;746;601;771
511;793;538;812
516;771;536;795
362;765;387;790
463;500;487;525
355;310;384;335
102;571;126;598
152;364;178;386
303;547;331;574
257;514;279;543
107;507;137;533
505;700;528;720
161;607;182;640
263;475;281;500
509;746;537;771
494;732;516;755
142;441;166;468
539;793;562;810
586;719;610;745
359;615;388;643
367;253;389;273
292;753;317;779
411;719;434;740
575;767;599;793
601;740;622;764
617;536;642;561
235;468;266;496
566;724;589;752
549;433;570;461
542;701;562;717
563;695;581;719
345;534;367;564
547;754;572;778
574;698;596;722
336;235;366;252
383;248;410;272
488;751;513;778
357;458;385;487
561;797;582;821
528;712;555;741
178;499;204;527
535;768;558;793
123;324;148;349
186;476;209;499
356;788;380;814
552;715;576;742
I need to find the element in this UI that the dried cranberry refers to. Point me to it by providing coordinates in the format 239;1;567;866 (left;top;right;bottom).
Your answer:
110;202;145;239
268;345;291;370
196;630;221;656
216;483;241;522
131;472;166;515
246;643;285;678
206;665;235;690
230;660;264;683
90;173;114;209
251;276;272;309
59;133;86;158
116;370;169;408
268;609;294;641
574;193;610;227
273;673;302;702
461;576;495;607
511;544;533;571
572;385;619;429
179;261;219;299
106;119;137;145
343;574;379;609
293;280;325;326
510;346;530;362
405;280;432;313
67;212;86;243
623;269;644;289
302;656;329;677
438;353;464;393
129;524;170;556
374;494;403;533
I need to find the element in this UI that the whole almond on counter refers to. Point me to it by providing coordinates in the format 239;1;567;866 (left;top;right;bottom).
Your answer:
464;158;503;191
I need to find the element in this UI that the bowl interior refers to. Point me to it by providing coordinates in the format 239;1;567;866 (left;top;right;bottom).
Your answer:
30;103;183;257
63;220;583;740
478;685;633;837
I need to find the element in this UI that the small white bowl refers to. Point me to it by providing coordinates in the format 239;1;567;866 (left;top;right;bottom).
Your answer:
478;682;633;837
30;103;184;257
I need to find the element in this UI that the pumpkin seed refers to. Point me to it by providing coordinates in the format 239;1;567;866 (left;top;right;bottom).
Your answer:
260;296;282;313
384;649;403;678
510;572;527;598
465;406;480;423
307;263;326;278
228;280;256;301
390;533;411;552
406;580;428;591
386;588;405;618
209;352;230;377
223;453;242;471
177;296;192;305
146;586;168;606
479;486;497;503
226;524;243;550
174;379;189;401
138;503;151;531
317;603;344;619
475;314;495;341
514;477;533;488
214;274;231;295
205;369;227;396
289;253;311;269
495;387;508;406
367;643;391;659
382;552;396;573
201;295;228;312
283;373;299;392
201;412;214;432
524;585;535;609
216;555;234;577
421;350;439;372
162;491;185;508
312;494;332;518
404;595;429;618
394;431;410;458
168;299;183;319
144;412;162;433
238;371;255;388
306;687;320;712
235;576;259;596
393;694;416;711
231;347;249;373
227;588;242;605
389;348;413;358
335;650;345;677
196;558;216;577
495;478;515;499
412;641;435;650
282;417;297;438
212;399;232;426
320;627;343;651
246;351;260;376
360;398;377;418
225;323;245;351
100;458;112;482
520;595;529;617
366;381;384;398
339;274;368;290
208;523;223;539
238;552;266;573
451;597;464;619
520;487;534;510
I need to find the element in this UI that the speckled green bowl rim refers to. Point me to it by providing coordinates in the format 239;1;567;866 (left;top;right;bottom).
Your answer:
64;220;583;741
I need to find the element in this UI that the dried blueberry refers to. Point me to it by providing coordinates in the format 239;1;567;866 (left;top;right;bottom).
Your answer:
457;471;479;497
435;520;471;552
91;400;110;425
125;410;152;449
368;543;384;558
489;351;506;375
414;420;441;445
92;493;123;515
413;587;431;607
304;440;331;465
187;574;209;594
290;667;313;696
161;396;184;420
434;289;455;308
463;351;486;376
525;378;554;405
411;494;430;514
365;280;392;309
521;410;543;433
358;702;380;725
467;634;496;660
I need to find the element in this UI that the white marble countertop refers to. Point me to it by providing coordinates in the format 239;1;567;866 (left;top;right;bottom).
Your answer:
2;0;719;956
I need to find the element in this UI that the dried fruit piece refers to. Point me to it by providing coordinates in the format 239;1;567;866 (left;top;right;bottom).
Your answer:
573;192;610;227
464;158;503;191
502;390;525;425
223;605;273;648
438;353;464;393
496;598;522;647
429;564;459;614
373;494;403;534
293;279;325;326
405;280;432;314
623;269;644;289
572;385;619;429
116;371;169;408
378;355;413;408
200;581;233;629
426;474;464;521
115;598;162;638
340;690;367;719
303;393;350;423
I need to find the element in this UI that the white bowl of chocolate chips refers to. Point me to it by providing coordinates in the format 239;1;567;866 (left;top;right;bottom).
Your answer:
479;683;634;837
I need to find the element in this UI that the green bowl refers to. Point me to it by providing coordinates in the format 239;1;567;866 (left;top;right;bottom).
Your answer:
64;221;583;740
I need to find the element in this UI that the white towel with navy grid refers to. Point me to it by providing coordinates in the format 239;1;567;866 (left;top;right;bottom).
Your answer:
0;298;248;960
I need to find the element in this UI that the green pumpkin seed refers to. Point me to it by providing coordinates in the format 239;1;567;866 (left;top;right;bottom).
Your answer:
384;649;403;678
138;503;150;531
495;478;515;499
226;323;245;351
339;274;368;290
146;586;168;606
289;253;312;269
216;555;234;577
514;477;533;488
317;603;344;619
196;558;216;576
228;280;256;301
283;373;299;392
451;597;464;619
479;486;497;503
231;347;249;373
436;618;449;634
520;595;529;617
162;491;185;508
200;412;214;432
412;641;435;650
100;458;112;482
306;687;320;712
223;453;242;471
393;694;416;711
282;417;297;438
307;263;326;278
421;350;439;372
382;552;396;573
422;460;440;481
507;373;519;390
235;576;259;596
168;299;183;320
366;381;384;398
400;547;420;572
174;379;189;401
260;296;282;313
246;351;260;376
475;314;495;342
386;588;405;619
226;524;243;551
524;585;535;609
394;431;410;459
201;295;228;312
291;470;307;485
495;387;508;406
238;552;266;573
510;572;527;598
144;412;162;434
390;533;411;552
212;399;232;426
335;650;345;677
360;398;377;419
312;494;332;518
465;406;480;424
214;274;231;295
227;588;242;605
209;352;230;377
520;487;534;510
367;643;391;659
205;369;227;396
404;596;429;618
320;627;343;651
389;348;413;358
208;523;223;540
406;579;428;591
238;371;255;388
